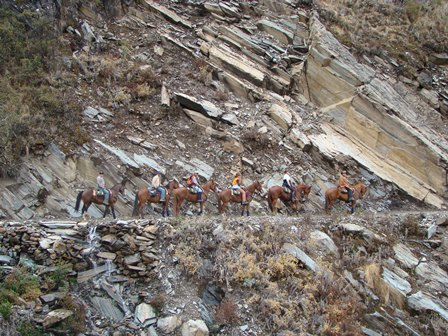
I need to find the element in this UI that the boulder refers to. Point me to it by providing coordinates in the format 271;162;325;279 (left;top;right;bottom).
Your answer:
42;309;73;328
283;243;320;273
393;243;419;269
176;93;223;119
408;291;448;321
268;103;292;130
309;230;339;257
181;319;209;336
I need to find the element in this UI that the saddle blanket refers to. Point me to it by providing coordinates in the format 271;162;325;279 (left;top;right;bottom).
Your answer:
231;189;241;196
188;187;198;194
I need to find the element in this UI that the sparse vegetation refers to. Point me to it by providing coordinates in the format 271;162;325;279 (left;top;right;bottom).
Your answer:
16;322;44;336
149;293;166;315
0;301;12;320
242;129;271;150
316;0;448;77
215;298;240;326
174;219;364;334
0;6;80;176
59;295;87;334
44;261;72;291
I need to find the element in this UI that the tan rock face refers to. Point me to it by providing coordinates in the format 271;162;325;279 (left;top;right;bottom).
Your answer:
303;17;447;208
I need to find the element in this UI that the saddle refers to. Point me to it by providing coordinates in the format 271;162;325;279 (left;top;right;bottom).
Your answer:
188;187;197;194
231;189;241;196
338;187;348;194
283;187;291;194
149;187;165;197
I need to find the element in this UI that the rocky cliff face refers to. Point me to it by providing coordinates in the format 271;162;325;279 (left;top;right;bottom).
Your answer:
1;0;446;220
1;213;448;335
1;1;448;335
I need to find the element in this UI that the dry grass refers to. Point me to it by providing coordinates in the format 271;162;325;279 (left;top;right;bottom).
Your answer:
215;298;240;326
364;263;405;309
171;218;364;334
316;0;448;76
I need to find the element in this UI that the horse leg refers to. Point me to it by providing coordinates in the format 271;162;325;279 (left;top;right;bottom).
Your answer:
198;202;203;215
162;202;167;217
273;198;278;215
111;206;116;219
82;202;90;218
103;205;109;218
246;204;249;217
139;203;145;219
241;204;245;217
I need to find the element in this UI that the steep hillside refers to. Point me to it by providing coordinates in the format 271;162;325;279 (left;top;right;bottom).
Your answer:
0;1;448;335
0;0;447;220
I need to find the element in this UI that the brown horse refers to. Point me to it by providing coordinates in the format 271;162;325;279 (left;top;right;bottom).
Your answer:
325;182;367;214
172;179;217;216
218;180;263;216
267;183;311;215
74;178;127;219
132;180;180;218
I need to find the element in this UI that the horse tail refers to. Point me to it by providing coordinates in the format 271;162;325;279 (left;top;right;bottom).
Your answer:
173;191;179;216
132;192;139;217
267;191;273;212
324;190;330;212
74;191;83;212
218;193;223;213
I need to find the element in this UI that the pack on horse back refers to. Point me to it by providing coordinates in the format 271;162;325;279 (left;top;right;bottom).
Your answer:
148;187;158;197
338;187;348;194
94;189;104;197
282;187;291;194
231;188;241;196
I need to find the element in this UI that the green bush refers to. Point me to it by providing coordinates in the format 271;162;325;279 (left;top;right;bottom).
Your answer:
17;321;44;336
0;5;76;176
45;262;72;290
0;300;12;320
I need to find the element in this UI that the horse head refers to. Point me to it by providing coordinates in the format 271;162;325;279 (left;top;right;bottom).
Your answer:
209;179;217;192
254;180;263;193
297;184;311;202
356;183;368;198
169;179;180;190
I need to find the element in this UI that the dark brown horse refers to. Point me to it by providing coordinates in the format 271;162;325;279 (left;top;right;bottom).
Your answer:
74;178;127;219
325;182;367;214
132;180;180;218
218;180;263;216
172;179;217;216
267;183;311;215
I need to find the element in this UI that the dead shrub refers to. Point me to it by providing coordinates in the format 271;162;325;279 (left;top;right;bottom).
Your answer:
60;295;87;334
133;83;156;99
97;57;122;82
215;86;228;101
242;129;271;150
267;254;299;281
364;263;404;309
149;294;166;315
113;88;132;106
135;65;162;88
400;214;420;237
215;298;239;326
